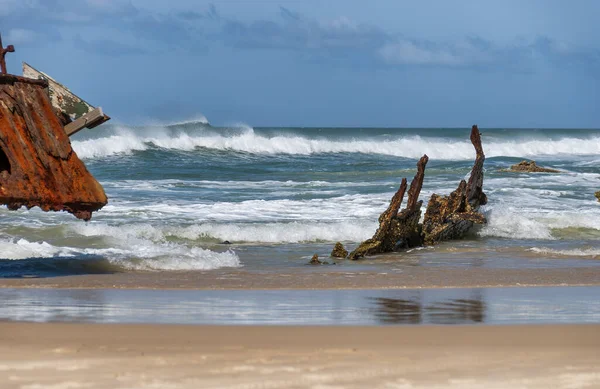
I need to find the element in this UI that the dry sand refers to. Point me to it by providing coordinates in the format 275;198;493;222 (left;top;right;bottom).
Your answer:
1;323;599;389
2;266;600;290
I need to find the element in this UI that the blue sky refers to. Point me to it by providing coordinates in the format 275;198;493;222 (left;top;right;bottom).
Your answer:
1;0;599;127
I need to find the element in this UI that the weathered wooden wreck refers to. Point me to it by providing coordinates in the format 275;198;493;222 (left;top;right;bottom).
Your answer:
344;125;487;260
0;34;109;220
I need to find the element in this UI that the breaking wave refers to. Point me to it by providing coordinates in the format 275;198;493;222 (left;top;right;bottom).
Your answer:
0;237;240;271
71;221;374;244
478;205;600;240
72;126;600;160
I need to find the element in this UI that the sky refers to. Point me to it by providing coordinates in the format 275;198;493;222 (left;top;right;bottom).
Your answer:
1;0;599;128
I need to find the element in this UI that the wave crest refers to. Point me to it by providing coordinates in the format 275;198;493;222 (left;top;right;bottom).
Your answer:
72;126;600;160
0;235;241;271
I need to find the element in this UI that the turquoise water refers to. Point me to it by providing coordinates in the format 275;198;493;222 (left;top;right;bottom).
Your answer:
1;123;600;274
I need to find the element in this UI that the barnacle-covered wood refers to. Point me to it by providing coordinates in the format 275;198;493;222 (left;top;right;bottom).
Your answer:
0;75;107;220
422;125;487;245
349;155;428;260
346;126;487;260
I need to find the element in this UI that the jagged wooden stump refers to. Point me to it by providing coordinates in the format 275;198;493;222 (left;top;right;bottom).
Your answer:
347;125;487;260
422;125;487;244
349;155;428;259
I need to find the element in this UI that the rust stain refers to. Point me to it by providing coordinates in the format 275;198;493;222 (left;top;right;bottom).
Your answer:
0;74;107;220
0;33;15;75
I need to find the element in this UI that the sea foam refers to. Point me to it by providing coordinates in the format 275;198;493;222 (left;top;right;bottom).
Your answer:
0;235;241;271
530;247;600;258
72;126;600;160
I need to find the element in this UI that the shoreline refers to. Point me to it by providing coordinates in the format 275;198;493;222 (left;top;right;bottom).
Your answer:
1;266;599;290
2;323;599;389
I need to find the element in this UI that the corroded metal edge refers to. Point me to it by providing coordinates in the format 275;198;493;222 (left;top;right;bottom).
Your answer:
0;74;48;87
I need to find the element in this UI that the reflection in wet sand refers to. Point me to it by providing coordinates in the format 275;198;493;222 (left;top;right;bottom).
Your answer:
370;297;422;324
370;290;485;324
0;287;598;325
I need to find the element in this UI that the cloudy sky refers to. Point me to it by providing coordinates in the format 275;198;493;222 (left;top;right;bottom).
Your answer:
1;0;599;127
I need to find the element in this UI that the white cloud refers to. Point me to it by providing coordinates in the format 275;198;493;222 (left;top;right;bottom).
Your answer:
378;40;465;66
5;28;40;45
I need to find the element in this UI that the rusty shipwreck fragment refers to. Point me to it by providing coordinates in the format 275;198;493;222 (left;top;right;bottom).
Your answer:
347;125;487;260
348;155;429;260
23;63;110;136
421;125;487;244
0;73;107;220
0;34;15;75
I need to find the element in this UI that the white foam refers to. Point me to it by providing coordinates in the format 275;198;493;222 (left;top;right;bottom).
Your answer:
166;221;375;243
104;179;391;191
98;194;390;223
163;114;209;126
70;219;374;244
105;247;240;271
0;238;76;259
530;247;600;258
71;126;600;160
478;206;555;240
0;233;241;271
479;204;600;240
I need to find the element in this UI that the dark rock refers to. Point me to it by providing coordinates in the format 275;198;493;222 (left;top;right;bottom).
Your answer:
331;242;348;258
309;254;322;265
507;160;560;173
595;191;600;202
0;75;107;220
221;240;232;245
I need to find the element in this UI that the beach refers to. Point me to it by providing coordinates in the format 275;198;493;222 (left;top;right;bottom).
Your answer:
2;125;600;387
2;323;599;389
1;266;599;290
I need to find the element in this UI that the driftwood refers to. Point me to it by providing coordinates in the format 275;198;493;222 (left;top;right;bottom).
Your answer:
422;126;487;244
349;156;428;259
0;74;107;220
348;125;487;260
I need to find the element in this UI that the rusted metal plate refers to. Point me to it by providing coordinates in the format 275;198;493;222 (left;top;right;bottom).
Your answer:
0;33;15;75
0;75;107;220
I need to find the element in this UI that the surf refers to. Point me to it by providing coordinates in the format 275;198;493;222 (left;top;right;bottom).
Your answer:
71;125;600;160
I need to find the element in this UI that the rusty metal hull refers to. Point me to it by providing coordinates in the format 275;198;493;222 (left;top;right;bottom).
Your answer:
0;74;107;220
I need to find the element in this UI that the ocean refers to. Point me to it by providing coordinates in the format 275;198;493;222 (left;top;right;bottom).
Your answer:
1;122;599;276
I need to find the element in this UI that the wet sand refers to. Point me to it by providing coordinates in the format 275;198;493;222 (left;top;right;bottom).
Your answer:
2;266;600;289
1;323;599;389
2;286;600;325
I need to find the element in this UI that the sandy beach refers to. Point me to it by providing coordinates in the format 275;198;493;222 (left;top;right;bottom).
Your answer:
1;323;599;389
1;266;599;290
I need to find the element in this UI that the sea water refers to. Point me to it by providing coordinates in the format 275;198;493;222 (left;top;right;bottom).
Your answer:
1;122;599;275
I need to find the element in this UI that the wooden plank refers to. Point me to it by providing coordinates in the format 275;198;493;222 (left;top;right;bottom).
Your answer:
64;107;107;137
23;62;96;120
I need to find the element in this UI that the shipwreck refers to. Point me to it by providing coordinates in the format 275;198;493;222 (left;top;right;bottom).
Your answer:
0;34;109;220
343;125;487;260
